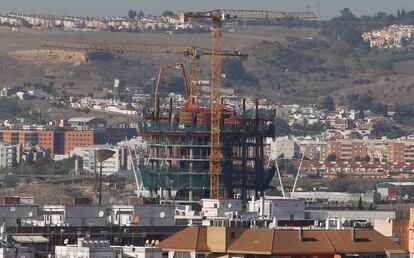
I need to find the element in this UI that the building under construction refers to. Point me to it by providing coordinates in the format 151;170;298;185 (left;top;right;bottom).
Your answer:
138;98;276;201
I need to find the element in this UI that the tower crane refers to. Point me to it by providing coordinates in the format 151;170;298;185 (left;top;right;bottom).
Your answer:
183;9;317;199
42;40;247;105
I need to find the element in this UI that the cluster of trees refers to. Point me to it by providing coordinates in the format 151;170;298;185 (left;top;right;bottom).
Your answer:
319;8;369;47
344;92;388;116
252;41;325;74
221;58;258;85
371;120;407;139
274;118;290;136
291;122;326;136
393;103;414;126
0;98;31;120
0;157;75;176
161;77;187;94
273;117;326;137
327;174;369;193
21;82;54;94
127;10;176;19
320;96;335;111
319;8;414;47
127;9;144;19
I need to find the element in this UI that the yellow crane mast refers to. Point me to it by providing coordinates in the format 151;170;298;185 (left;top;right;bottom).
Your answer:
183;9;317;199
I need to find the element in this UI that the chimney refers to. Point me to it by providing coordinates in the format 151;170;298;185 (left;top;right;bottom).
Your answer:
259;196;265;218
298;227;303;241
351;227;356;242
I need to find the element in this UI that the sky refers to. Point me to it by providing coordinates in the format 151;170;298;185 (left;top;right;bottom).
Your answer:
1;0;414;20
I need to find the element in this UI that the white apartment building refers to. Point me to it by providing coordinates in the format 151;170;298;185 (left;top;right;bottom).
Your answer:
70;145;126;175
267;136;300;159
0;142;17;168
55;238;163;258
247;196;306;221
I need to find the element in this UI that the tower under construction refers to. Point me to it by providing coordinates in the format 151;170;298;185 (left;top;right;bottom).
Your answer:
138;98;276;201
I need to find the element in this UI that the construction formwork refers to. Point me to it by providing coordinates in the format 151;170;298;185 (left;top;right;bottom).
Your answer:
138;99;276;201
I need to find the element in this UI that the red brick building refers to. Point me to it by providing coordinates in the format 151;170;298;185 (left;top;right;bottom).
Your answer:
0;126;137;156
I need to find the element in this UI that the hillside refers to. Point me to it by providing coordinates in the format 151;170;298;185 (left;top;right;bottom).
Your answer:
0;18;414;108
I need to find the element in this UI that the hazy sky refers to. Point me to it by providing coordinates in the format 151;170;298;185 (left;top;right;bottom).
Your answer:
1;0;414;20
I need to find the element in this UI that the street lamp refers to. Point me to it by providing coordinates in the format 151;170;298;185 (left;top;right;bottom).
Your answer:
96;149;116;205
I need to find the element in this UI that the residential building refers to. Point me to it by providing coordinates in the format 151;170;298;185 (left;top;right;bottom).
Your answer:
55;239;117;258
0;129;59;155
0;127;135;156
70;145;127;175
268;137;299;159
55;238;163;258
67;117;107;130
247;196;305;220
160;227;407;258
0;142;16;168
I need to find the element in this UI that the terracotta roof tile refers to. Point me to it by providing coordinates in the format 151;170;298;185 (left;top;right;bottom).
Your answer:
159;227;209;252
272;230;336;255
325;229;404;253
160;227;407;255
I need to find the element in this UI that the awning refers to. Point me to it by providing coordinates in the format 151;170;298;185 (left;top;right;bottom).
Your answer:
12;235;49;244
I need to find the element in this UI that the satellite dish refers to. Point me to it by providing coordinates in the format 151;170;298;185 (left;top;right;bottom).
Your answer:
145;240;150;244
98;211;105;217
132;215;140;224
155;240;160;246
160;211;166;218
228;203;232;208
28;211;33;217
96;149;116;162
64;239;69;245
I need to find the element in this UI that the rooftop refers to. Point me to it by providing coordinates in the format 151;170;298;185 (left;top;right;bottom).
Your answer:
160;227;406;255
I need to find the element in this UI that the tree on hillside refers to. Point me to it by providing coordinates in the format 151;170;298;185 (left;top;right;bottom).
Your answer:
371;121;407;139
128;9;137;19
358;109;365;119
221;58;258;85
138;10;145;17
320;96;335;111
334;8;360;22
162;10;175;17
357;196;364;210
326;154;337;161
274;118;290;136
